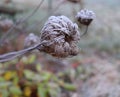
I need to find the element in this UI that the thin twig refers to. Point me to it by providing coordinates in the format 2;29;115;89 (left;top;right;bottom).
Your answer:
80;25;88;37
18;0;44;24
0;0;45;46
48;0;53;16
0;41;46;63
25;0;65;32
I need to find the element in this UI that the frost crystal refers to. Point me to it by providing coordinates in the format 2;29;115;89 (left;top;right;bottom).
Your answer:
40;15;80;58
76;9;95;25
24;33;40;48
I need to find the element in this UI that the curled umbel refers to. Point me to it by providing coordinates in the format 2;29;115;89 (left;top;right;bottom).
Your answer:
40;15;80;58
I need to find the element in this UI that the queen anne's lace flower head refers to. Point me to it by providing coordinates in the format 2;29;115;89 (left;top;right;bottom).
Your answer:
40;15;80;58
24;33;40;48
76;9;95;25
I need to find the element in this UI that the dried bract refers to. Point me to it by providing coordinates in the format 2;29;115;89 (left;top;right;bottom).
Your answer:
76;9;95;26
24;33;40;48
40;15;80;58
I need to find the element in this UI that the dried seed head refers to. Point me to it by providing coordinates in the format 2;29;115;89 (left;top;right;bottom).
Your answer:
0;19;13;31
24;33;40;48
76;9;95;26
40;15;80;58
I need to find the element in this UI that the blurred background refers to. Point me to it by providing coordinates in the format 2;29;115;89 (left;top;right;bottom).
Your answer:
0;0;120;97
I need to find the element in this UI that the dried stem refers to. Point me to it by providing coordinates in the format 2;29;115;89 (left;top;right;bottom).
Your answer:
25;0;65;32
48;0;53;16
19;0;44;23
80;25;88;37
0;41;46;63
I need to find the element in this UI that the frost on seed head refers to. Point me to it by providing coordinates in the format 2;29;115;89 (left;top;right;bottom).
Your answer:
40;15;80;58
24;33;40;48
76;9;95;25
76;9;95;19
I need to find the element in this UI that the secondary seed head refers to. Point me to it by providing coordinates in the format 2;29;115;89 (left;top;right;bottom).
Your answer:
76;9;95;26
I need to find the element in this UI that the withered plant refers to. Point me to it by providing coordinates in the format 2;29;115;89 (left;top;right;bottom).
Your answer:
0;1;95;63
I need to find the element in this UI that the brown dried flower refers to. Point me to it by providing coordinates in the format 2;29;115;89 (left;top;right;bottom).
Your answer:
40;15;80;58
0;19;13;31
76;9;95;26
24;33;40;48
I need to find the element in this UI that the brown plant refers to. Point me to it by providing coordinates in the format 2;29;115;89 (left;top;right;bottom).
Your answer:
40;15;80;58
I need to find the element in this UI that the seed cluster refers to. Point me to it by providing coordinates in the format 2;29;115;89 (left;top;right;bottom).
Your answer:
40;16;80;57
24;33;40;48
76;9;95;25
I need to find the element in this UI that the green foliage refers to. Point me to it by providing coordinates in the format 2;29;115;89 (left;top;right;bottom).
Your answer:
9;86;22;95
0;54;77;97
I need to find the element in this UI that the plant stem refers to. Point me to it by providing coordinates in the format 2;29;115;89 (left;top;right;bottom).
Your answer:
80;25;88;37
0;41;46;63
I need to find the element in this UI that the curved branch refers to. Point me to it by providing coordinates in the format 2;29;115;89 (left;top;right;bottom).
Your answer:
0;42;45;63
24;0;65;32
19;0;44;24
